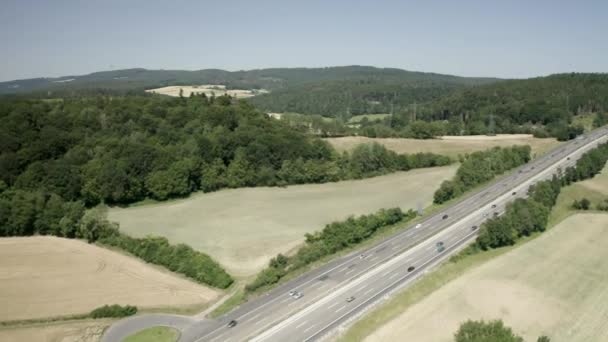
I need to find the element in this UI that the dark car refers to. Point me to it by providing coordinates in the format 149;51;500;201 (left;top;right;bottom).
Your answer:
512;191;517;195
567;157;571;160
228;320;237;328
346;296;356;302
491;204;497;208
493;212;500;217
442;214;448;220
407;266;415;272
471;225;478;230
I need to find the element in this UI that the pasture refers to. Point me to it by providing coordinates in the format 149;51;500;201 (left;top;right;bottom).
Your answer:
0;320;110;342
145;85;267;98
0;236;220;321
325;134;561;158
108;165;458;277
364;213;608;342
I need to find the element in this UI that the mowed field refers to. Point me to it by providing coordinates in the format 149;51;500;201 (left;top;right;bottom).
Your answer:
326;134;560;158
145;85;267;98
108;165;458;277
0;236;220;321
364;213;608;342
0;320;111;342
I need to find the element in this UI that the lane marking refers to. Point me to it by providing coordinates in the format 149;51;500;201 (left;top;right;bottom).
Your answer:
356;284;368;292
345;268;356;275
335;305;347;313
389;272;400;280
303;324;317;333
363;287;375;296
295;320;308;329
327;301;340;309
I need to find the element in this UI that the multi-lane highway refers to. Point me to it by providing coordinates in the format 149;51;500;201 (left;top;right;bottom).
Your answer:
102;127;608;342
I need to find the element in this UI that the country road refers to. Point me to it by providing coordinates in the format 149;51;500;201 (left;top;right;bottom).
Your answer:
102;127;608;342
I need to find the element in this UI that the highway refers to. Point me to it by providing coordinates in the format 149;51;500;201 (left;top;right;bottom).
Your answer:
102;127;608;342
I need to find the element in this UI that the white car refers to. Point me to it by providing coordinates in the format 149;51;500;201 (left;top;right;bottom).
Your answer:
293;292;303;299
415;223;422;229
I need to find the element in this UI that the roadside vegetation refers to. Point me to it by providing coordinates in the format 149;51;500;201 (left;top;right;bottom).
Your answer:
341;140;608;342
123;326;179;342
454;320;550;342
433;145;531;204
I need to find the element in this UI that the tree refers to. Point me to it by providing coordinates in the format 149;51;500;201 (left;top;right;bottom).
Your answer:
537;336;551;342
454;320;524;342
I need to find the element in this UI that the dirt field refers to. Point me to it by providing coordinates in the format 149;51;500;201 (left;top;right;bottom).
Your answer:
108;165;458;277
0;236;220;321
325;135;560;158
145;85;267;98
364;213;608;342
0;320;110;342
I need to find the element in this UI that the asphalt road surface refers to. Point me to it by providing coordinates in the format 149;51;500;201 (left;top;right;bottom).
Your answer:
102;127;608;342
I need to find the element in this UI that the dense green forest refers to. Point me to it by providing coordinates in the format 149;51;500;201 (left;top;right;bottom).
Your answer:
0;66;497;95
254;73;608;140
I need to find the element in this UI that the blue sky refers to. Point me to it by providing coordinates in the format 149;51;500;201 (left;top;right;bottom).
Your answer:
1;0;606;81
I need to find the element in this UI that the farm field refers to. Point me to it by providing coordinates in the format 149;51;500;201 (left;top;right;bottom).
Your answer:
325;134;560;158
0;320;111;342
347;113;391;123
0;236;220;321
108;164;458;277
145;85;267;98
363;213;608;342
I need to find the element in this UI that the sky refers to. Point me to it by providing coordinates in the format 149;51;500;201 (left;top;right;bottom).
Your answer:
1;0;606;81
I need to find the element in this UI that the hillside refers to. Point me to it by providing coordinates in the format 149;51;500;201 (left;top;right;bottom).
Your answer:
0;66;499;97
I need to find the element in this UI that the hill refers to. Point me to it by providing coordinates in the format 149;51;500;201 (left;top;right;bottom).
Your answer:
0;66;499;97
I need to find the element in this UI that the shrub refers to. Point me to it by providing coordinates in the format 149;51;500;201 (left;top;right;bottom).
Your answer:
90;304;137;318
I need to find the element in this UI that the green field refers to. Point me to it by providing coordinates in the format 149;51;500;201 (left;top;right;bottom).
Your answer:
123;326;178;342
108;165;457;277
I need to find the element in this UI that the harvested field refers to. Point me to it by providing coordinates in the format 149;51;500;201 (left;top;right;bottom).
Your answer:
364;213;608;342
108;165;458;277
325;134;560;158
145;85;267;98
0;320;110;342
0;237;220;321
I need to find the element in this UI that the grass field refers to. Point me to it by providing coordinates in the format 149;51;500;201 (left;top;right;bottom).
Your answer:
123;326;178;342
325;134;561;159
0;236;220;321
145;85;267;98
0;319;111;342
362;213;608;342
108;164;458;277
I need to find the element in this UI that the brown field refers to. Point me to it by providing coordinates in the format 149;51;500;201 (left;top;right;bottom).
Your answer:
364;213;608;342
108;165;458;277
325;134;561;158
0;236;220;321
145;85;267;98
0;320;110;342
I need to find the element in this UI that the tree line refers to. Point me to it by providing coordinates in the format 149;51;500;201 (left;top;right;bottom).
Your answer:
245;208;416;293
434;146;531;204
454;319;550;342
475;141;608;250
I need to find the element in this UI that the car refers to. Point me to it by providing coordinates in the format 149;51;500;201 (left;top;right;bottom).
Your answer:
483;213;489;218
359;253;366;259
493;212;500;217
437;244;445;253
346;296;356;302
491;204;497;208
442;214;448;220
512;191;517;195
567;157;571;160
293;291;303;299
407;266;415;272
518;170;523;173
531;166;535;170
436;241;444;247
415;223;422;229
471;225;478;230
227;320;237;328
288;290;296;296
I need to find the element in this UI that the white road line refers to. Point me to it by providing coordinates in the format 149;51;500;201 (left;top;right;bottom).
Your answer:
250;313;260;321
295;320;308;329
318;283;330;290
363;287;375;296
345;268;356;275
288;299;302;307
310;281;322;288
389;272;400;280
356;284;368;292
391;245;400;250
279;297;291;304
254;318;269;326
303;324;317;333
327;301;340;309
335;305;347;313
369;256;379;262
381;270;392;277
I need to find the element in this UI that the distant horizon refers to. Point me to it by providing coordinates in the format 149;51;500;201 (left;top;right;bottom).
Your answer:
2;0;607;82
4;64;605;84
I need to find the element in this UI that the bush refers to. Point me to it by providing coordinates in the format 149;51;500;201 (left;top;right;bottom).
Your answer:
90;304;137;318
572;198;591;210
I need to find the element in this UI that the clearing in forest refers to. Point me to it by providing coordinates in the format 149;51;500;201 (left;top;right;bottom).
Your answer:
108;165;458;277
364;213;608;342
0;236;220;321
145;85;267;98
325;134;560;158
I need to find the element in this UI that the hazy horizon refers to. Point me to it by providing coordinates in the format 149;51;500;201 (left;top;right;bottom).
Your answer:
2;0;607;82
